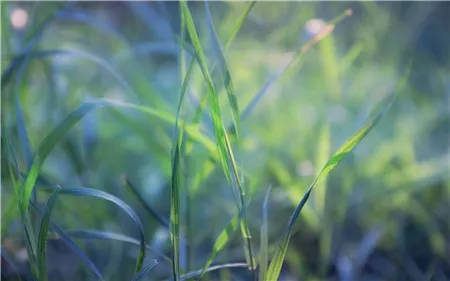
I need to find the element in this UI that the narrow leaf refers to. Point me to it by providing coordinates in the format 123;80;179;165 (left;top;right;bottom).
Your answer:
37;186;146;274
131;260;159;281
37;186;61;281
204;0;241;141
65;229;172;264
30;203;104;281
122;176;170;229
259;186;272;281
197;211;242;281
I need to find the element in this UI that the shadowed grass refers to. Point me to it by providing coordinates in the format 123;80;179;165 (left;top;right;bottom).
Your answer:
31;203;104;280
37;186;146;275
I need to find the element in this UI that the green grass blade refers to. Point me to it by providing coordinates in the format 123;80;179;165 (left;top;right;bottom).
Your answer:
37;186;146;274
2;124;39;278
178;263;248;281
265;67;410;281
204;0;241;141
37;186;61;281
21;102;98;216
181;2;256;277
65;229;172;264
259;186;272;281
131;260;159;281
14;59;33;168
192;0;255;129
197;210;242;281
224;1;256;49
2;50;137;99
170;123;184;281
30;203;104;281
122;176;170;229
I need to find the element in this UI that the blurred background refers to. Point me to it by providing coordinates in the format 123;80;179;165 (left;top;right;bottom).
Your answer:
1;1;449;281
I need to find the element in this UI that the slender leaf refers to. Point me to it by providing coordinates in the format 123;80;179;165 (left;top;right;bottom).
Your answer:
131;260;159;281
224;1;256;49
122;176;170;229
64;229;172;264
204;0;241;141
178;263;248;281
181;2;256;278
21;102;98;216
265;66;410;281
197;210;242;281
2;50;137;98
170;123;184;281
37;186;146;274
192;0;256;128
259;186;272;281
30;203;104;281
37;186;61;281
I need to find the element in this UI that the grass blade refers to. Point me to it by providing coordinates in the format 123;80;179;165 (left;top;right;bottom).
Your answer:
122;176;170;229
258;186;272;281
37;186;61;281
192;0;256;129
21;102;98;216
30;203;104;281
131;260;159;281
265;66;411;281
2;50;138;98
37;186;146;274
178;263;248;281
170;122;185;281
204;0;241;141
64;229;172;264
181;2;256;278
2;124;39;278
197;210;242;281
224;1;256;49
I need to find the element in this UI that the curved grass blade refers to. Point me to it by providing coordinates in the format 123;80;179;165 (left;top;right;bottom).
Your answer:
204;0;241;141
197;210;242;281
37;186;61;281
258;186;272;281
265;67;410;281
37;186;146;274
131;259;159;281
30;202;104;281
181;2;256;278
2;50;137;98
122;176;170;229
178;263;248;281
65;230;172;264
21;102;98;216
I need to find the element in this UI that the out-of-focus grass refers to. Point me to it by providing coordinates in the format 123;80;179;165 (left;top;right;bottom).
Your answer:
1;1;449;281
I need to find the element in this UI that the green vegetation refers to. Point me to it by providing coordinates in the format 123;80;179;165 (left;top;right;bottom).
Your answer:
2;1;449;281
